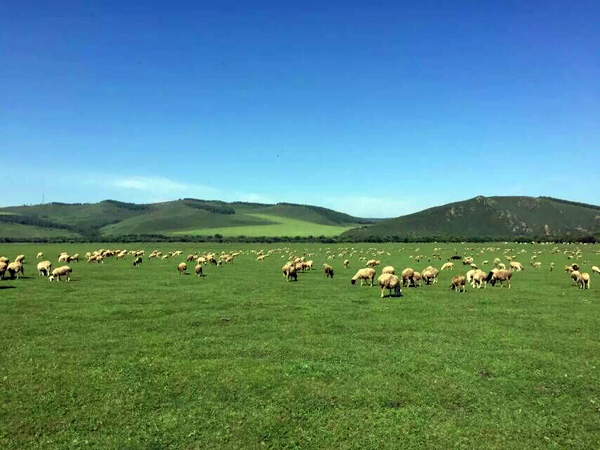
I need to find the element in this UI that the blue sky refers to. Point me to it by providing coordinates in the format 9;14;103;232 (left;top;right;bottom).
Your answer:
2;0;598;217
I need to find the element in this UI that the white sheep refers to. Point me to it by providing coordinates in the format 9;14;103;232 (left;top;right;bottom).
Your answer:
377;273;402;298
37;261;52;277
49;266;72;281
351;268;376;286
7;262;24;279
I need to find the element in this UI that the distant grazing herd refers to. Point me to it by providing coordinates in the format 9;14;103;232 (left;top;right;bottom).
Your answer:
1;245;598;299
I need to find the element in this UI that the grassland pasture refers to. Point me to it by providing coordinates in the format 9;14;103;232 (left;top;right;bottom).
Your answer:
1;242;599;448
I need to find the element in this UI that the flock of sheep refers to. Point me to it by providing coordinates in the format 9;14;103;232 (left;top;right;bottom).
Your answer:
1;245;598;300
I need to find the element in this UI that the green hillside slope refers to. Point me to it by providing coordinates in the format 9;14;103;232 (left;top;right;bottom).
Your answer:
0;199;370;239
343;196;600;239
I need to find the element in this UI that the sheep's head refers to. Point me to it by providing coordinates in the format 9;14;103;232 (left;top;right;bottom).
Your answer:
48;275;55;282
351;279;356;285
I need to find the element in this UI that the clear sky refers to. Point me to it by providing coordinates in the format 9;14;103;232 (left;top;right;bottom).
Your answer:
2;0;598;217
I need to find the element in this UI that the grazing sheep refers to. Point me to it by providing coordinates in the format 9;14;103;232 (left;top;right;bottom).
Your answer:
177;262;187;274
305;260;314;270
351;268;376;286
486;269;512;288
550;262;555;272
472;270;487;289
58;254;70;263
462;257;473;266
15;255;25;264
87;255;104;264
531;262;542;269
49;266;72;281
412;271;422;287
401;268;416;287
441;262;454;271
0;256;9;264
591;265;600;275
282;263;297;282
366;259;380;267
0;261;7;279
509;261;524;271
36;252;44;259
194;263;203;277
133;256;143;267
343;259;350;269
7;262;24;279
451;275;466;292
37;261;52;277
377;273;402;298
68;254;79;263
466;269;477;285
323;264;334;278
496;263;506;270
381;266;395;275
186;254;196;262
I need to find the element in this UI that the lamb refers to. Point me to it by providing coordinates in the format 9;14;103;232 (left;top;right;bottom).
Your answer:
49;266;72;281
36;252;44;259
194;263;203;277
177;262;187;274
509;261;524;271
531;262;542;269
381;266;395;275
451;275;466;292
377;273;402;298
7;262;24;279
466;269;477;285
323;264;334;278
351;268;376;286
133;256;143;267
282;263;297;282
440;262;454;271
37;261;52;277
486;269;512;288
343;259;350;269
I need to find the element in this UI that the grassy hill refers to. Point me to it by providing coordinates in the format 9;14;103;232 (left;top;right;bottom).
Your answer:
0;199;371;240
342;196;600;240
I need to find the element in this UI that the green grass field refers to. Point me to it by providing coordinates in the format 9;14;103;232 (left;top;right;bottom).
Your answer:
173;214;356;237
0;242;599;448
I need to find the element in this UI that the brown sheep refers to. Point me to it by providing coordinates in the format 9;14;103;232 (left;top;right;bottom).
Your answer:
194;263;203;277
377;273;402;298
451;275;466;292
49;266;72;281
282;263;297;282
351;268;376;286
177;262;187;274
323;264;334;278
486;269;512;288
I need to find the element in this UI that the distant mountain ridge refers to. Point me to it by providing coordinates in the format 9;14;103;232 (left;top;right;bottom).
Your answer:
1;196;598;241
342;196;600;240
